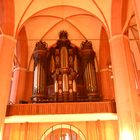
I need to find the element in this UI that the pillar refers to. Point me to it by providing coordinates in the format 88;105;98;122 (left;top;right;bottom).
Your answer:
10;67;27;103
109;34;139;140
10;27;28;104
0;34;16;140
99;27;115;100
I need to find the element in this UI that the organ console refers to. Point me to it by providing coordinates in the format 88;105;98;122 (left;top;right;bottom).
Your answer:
32;31;100;103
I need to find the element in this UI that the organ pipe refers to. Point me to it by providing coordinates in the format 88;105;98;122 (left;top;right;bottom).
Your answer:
61;47;68;69
50;55;55;73
32;41;47;103
54;79;58;93
62;74;69;92
73;80;77;92
81;40;99;101
74;55;78;73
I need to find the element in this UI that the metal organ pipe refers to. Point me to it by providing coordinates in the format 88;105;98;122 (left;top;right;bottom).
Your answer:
62;74;69;92
73;80;77;92
32;41;47;103
61;47;68;69
81;40;99;101
74;55;78;73
54;79;58;93
50;55;55;73
34;66;37;90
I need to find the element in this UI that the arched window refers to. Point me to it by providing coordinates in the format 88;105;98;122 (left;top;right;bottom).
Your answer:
40;124;87;140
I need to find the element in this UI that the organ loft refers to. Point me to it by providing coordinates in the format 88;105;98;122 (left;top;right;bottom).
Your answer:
32;31;100;103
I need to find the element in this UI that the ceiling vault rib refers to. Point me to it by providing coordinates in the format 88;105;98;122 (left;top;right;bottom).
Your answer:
31;5;92;18
66;13;99;19
30;13;103;40
127;14;135;27
64;19;86;39
41;19;63;40
40;17;86;40
131;26;138;32
15;0;34;39
122;14;135;33
65;14;106;30
30;15;63;20
130;28;140;54
92;0;110;37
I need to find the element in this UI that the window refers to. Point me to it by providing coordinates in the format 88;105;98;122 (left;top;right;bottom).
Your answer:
40;124;87;140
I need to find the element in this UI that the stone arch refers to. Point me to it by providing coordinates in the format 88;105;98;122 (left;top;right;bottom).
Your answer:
16;26;28;68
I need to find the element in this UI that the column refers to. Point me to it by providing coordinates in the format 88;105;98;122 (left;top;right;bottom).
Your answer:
99;27;115;100
10;67;27;104
109;34;139;140
0;34;16;139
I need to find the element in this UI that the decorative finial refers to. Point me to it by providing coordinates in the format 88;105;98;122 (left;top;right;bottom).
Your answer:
81;40;92;49
34;40;47;51
59;30;68;39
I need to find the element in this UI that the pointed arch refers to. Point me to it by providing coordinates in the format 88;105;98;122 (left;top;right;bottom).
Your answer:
16;26;28;68
15;0;34;38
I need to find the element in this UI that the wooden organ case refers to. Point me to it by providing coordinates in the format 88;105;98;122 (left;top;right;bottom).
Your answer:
32;31;100;103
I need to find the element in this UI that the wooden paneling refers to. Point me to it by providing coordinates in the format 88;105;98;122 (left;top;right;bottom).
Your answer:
3;121;119;140
6;101;116;116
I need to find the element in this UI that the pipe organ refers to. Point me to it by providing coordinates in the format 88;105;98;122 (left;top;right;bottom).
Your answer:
32;31;100;103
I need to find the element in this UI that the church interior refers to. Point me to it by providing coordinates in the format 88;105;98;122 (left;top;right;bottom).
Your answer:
1;0;140;140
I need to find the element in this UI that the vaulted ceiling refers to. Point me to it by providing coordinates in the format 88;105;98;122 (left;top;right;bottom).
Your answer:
13;0;114;64
14;0;111;38
3;0;139;69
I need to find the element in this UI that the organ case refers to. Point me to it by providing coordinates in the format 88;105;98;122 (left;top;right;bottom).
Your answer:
32;31;100;103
